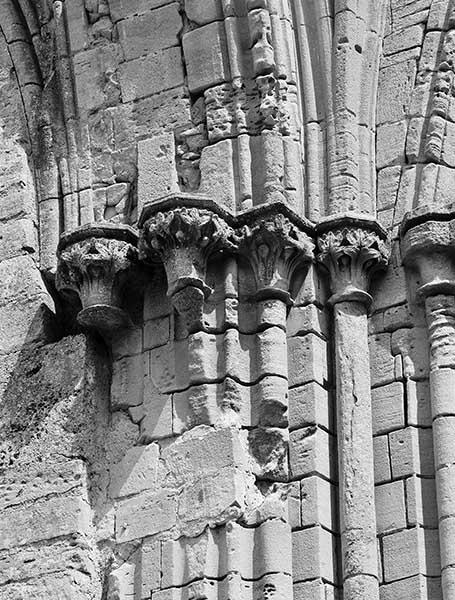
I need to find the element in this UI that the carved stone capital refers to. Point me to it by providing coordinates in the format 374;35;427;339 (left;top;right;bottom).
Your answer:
400;207;455;298
139;195;236;332
237;205;314;304
316;217;389;308
56;224;138;332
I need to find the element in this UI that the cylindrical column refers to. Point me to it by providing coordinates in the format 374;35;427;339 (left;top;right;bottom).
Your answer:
334;300;379;598
401;212;455;600
317;219;389;600
425;294;455;597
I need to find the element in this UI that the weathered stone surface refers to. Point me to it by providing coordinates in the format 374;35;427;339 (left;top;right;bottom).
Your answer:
117;4;182;60
2;3;454;598
182;23;230;93
118;47;184;102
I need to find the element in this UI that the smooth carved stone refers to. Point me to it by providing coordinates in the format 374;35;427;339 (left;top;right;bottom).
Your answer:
317;220;389;307
238;208;314;304
401;211;455;298
56;224;138;333
140;199;236;332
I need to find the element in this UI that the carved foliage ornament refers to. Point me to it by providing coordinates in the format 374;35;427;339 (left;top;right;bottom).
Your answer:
57;235;137;332
140;207;236;332
239;212;314;303
317;226;388;307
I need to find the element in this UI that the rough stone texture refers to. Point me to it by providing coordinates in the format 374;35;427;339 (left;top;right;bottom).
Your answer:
0;1;452;599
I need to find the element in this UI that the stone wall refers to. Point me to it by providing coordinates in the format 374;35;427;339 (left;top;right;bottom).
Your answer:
0;1;454;599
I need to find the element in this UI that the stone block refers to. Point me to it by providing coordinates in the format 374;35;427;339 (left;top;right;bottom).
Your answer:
288;382;331;432
383;304;413;332
391;0;431;29
161;527;220;587
143;280;172;321
0;460;86;510
300;475;336;531
112;327;143;361
0;294;55;356
0;571;96;599
130;88;192;140
288;481;301;529
369;333;395;387
380;574;442;600
372;382;405;435
74;45;121;113
377;166;401;211
116;490;177;543
110;0;176;21
184;0;223;25
65;0;88;52
0;218;37;262
407;379;431;427
129;375;173;441
294;580;339;600
292;526;336;583
143;316;171;350
199;138;237;212
371;242;407;310
117;4;181;59
288;334;328;388
287;304;328;338
377;60;417;125
376;120;407;169
0;255;48;307
0;495;91;550
254;519;293;577
255;326;288;380
406;475;438;528
391;327;428;379
111;354;144;409
374;435;391;484
383;24;425;55
413;164;455;211
382;527;441;581
375;481;406;534
0;147;35;221
109;443;159;499
289;427;334;481
162;426;246;486
182;22;230;93
389;427;434;478
118;47;184;102
105;411;141;465
0;536;95;588
177;467;246;535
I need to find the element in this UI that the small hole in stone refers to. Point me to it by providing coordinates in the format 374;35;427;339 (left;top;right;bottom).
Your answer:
355;45;362;54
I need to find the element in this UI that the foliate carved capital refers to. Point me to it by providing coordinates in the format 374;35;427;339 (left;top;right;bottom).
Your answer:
317;219;389;307
237;207;314;304
56;225;138;332
400;208;455;298
139;198;236;332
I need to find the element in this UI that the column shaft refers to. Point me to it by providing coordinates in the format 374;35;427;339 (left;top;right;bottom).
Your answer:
334;301;379;600
425;294;455;598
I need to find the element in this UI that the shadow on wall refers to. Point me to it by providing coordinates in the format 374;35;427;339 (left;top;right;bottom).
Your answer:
0;302;114;598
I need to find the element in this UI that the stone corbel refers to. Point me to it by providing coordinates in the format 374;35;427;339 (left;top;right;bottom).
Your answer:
316;216;389;309
237;204;314;305
139;195;237;333
401;208;455;298
56;224;138;334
